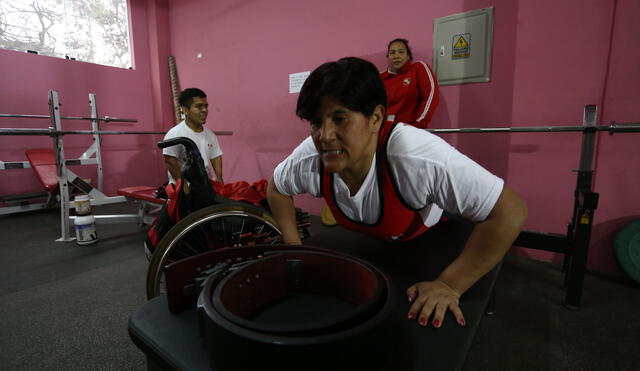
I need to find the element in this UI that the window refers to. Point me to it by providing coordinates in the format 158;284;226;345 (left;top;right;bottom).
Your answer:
0;0;131;69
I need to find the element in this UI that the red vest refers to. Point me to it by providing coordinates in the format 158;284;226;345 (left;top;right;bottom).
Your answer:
321;123;431;242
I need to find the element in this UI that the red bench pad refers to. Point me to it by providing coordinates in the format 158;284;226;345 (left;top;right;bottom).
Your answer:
117;186;165;205
25;149;58;193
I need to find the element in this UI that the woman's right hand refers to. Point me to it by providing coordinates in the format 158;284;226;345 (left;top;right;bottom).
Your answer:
406;280;466;328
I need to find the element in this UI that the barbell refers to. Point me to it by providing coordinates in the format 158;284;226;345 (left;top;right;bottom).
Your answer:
2;123;637;137
0;113;137;123
0;128;234;136
425;122;640;134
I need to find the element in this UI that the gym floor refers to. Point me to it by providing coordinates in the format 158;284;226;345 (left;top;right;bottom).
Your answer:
1;203;639;371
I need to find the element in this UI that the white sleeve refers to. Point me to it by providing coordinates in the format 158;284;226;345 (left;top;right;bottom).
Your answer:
162;127;181;158
388;124;503;222
273;137;322;197
432;150;504;222
207;131;223;159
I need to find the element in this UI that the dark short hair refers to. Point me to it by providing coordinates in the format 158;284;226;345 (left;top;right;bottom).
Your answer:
296;57;387;121
387;38;413;60
179;88;207;108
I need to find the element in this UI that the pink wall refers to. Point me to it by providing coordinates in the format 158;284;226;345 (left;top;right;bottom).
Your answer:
1;0;638;275
0;0;168;197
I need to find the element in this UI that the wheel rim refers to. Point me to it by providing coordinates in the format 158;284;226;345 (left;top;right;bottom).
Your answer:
149;209;281;297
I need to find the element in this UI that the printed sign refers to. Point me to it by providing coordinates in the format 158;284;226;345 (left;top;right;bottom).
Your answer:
289;71;310;94
452;33;470;59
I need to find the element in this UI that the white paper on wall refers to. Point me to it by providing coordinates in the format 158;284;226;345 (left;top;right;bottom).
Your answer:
289;71;310;94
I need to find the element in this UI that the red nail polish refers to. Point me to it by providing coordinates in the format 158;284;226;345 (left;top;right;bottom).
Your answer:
419;318;426;326
433;319;440;328
459;318;466;326
408;295;414;302
407;312;415;320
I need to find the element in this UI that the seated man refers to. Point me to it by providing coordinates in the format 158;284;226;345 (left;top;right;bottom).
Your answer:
163;88;224;184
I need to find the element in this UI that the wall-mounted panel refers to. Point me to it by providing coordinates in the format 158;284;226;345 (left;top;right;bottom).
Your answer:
432;7;494;85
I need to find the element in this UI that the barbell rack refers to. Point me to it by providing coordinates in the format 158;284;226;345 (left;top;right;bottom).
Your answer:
0;90;233;243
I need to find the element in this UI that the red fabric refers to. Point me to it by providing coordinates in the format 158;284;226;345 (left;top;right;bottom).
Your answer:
380;61;439;129
145;181;181;248
146;178;269;250
25;149;59;192
321;123;430;242
156;178;268;230
165;181;181;219
211;179;267;207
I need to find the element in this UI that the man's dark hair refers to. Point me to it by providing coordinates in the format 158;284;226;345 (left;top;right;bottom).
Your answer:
179;88;207;108
387;38;413;60
296;57;387;121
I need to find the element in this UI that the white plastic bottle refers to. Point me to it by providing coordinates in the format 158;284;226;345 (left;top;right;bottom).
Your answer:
75;215;98;245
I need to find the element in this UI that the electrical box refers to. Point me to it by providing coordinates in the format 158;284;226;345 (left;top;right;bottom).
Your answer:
432;7;494;85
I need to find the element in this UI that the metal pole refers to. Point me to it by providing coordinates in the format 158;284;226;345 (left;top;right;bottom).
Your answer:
0;128;234;136
0;113;137;122
564;104;599;309
89;93;104;192
426;123;640;134
579;105;597;171
50;91;73;242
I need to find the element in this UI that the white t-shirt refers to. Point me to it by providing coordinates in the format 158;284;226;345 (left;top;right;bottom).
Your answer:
163;120;223;183
273;124;503;225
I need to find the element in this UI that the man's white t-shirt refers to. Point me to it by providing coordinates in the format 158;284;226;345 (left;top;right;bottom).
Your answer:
163;120;223;183
273;124;504;226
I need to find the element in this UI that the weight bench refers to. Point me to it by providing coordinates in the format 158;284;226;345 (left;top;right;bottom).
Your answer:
0;149;58;215
24;149;161;229
23;148;91;210
117;186;165;225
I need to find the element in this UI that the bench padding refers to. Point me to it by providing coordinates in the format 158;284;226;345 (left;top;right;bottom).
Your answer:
117;186;165;205
25;149;58;193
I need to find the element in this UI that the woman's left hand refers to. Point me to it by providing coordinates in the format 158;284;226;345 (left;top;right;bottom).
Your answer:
406;280;466;328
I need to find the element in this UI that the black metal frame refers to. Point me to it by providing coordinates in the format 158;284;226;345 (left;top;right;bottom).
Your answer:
513;105;599;309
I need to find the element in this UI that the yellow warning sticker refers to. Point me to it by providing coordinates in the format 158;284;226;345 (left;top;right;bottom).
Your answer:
580;212;590;224
452;33;470;59
454;36;469;48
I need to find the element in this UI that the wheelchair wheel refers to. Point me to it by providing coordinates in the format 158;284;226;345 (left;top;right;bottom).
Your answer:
146;203;281;299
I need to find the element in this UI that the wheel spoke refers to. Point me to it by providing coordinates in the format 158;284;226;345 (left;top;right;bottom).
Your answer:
172;242;198;258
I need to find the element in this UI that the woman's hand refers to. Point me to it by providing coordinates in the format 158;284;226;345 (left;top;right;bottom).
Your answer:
406;280;466;328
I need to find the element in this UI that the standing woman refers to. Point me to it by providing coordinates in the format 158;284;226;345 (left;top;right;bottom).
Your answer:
381;38;439;128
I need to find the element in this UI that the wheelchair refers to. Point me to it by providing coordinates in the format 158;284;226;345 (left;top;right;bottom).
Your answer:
146;137;310;299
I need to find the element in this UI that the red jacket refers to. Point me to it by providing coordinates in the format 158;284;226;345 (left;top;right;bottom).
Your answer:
321;122;431;242
381;61;439;129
